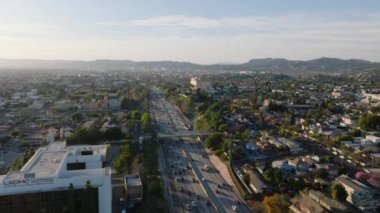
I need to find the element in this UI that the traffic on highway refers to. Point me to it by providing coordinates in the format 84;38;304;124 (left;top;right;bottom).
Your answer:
150;87;251;213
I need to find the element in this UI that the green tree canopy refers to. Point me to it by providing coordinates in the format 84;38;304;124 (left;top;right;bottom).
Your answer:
263;167;284;187
218;124;228;132
205;133;223;151
263;194;290;213
66;127;102;145
331;183;348;202
19;140;30;148
316;168;329;179
141;112;151;132
103;127;124;141
358;113;380;131
72;112;84;122
130;111;140;120
113;144;131;174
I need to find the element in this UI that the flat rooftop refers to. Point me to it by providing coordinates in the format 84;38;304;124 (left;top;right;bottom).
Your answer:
25;151;66;177
309;190;348;211
336;175;372;191
125;175;142;187
1;141;108;185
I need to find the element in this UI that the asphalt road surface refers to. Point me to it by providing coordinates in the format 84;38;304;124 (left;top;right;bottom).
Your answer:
161;139;215;213
150;87;251;213
183;138;251;213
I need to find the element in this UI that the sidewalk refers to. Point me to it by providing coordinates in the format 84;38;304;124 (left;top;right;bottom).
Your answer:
207;150;235;187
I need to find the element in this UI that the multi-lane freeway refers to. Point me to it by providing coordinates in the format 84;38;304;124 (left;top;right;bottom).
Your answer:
150;87;251;213
160;138;215;213
184;138;251;213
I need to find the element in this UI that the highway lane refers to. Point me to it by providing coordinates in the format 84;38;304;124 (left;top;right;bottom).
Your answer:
161;139;214;213
158;146;175;213
184;139;251;213
151;87;250;212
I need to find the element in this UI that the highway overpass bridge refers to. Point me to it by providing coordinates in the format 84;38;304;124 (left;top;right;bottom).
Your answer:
157;131;212;138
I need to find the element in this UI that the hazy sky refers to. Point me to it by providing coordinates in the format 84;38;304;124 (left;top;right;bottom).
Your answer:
0;0;379;64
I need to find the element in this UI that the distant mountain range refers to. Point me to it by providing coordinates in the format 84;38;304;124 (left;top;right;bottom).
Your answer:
0;57;379;73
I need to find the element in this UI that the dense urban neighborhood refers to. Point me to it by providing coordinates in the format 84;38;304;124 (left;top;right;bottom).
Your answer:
0;65;379;213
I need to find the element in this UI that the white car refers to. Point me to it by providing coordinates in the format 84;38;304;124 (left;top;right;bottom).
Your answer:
186;204;191;210
191;201;197;207
232;205;239;212
201;177;206;181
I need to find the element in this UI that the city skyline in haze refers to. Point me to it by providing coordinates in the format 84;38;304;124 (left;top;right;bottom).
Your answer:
0;0;380;64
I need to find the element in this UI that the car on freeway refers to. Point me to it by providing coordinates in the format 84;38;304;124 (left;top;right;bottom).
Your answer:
186;204;192;210
195;194;200;200
232;205;239;212
191;201;197;207
119;197;125;208
201;177;206;181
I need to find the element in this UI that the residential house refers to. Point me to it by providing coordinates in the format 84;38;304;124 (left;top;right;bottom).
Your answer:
336;175;380;212
240;167;267;194
278;137;303;154
308;190;351;213
290;191;327;213
272;160;294;172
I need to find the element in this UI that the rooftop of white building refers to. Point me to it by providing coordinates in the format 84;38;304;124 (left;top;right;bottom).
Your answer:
125;175;142;187
336;175;372;192
0;141;108;187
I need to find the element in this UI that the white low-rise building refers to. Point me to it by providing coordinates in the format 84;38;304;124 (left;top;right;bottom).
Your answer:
0;142;112;213
365;135;380;144
278;137;303;154
336;175;380;212
190;76;215;93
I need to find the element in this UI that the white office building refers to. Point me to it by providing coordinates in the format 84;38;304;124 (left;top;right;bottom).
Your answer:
190;77;215;93
0;142;112;213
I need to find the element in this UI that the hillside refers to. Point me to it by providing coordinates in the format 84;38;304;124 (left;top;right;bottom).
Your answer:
0;57;379;73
